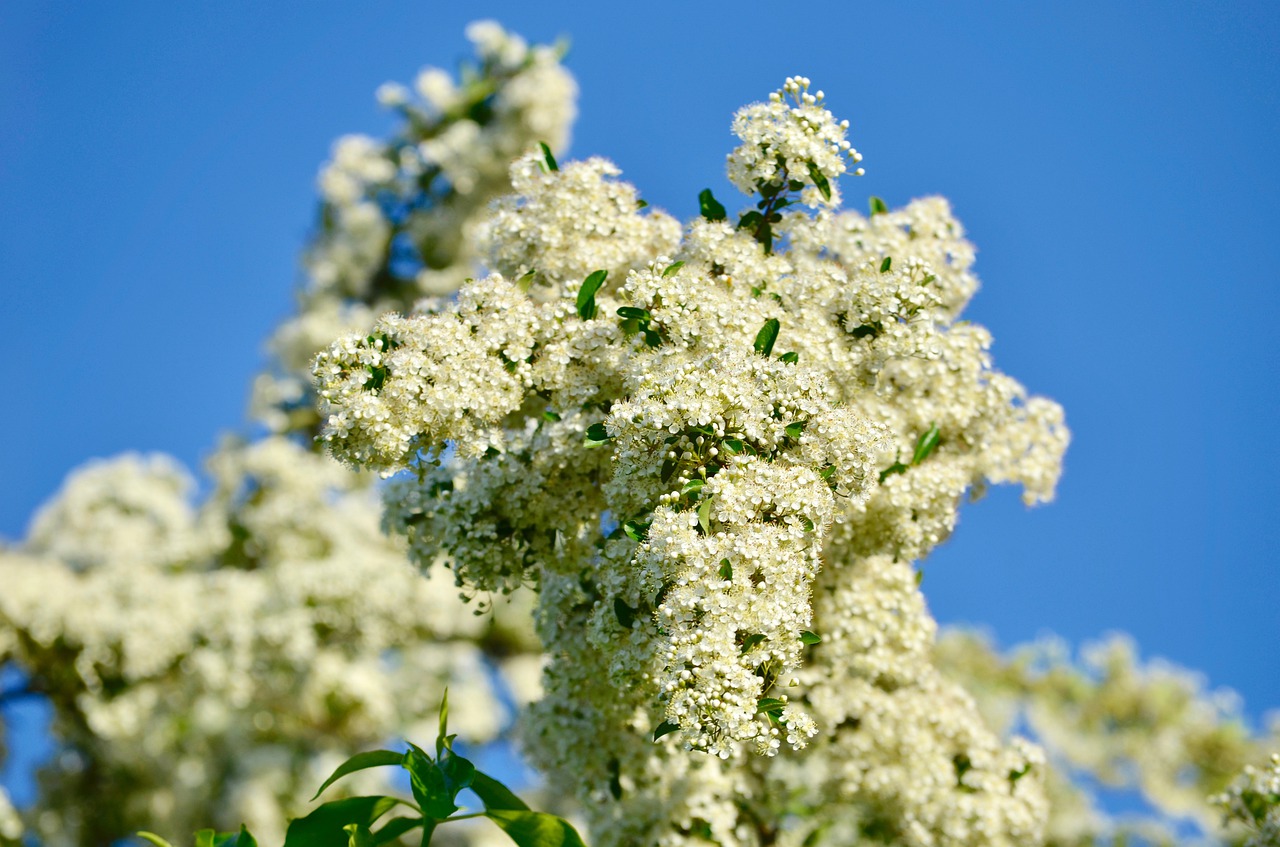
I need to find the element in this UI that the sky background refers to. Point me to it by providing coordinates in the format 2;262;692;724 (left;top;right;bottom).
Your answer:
2;0;1279;802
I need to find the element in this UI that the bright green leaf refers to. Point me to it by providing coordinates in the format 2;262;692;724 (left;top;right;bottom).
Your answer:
799;631;822;645
622;520;650;542
718;559;733;580
879;256;892;273
779;351;799;363
344;824;375;847
615;306;651;321
753;318;780;357
784;421;806;439
698;189;727;221
911;423;942;465
538;142;558;172
195;831;215;847
311;750;405;800
697;497;714;536
576;270;607;320
722;437;744;454
741;633;767;653
485;809;587;847
138;834;177;847
869;196;888;216
662;261;684;278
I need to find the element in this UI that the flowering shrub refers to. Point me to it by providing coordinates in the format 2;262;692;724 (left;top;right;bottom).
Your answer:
2;21;1275;847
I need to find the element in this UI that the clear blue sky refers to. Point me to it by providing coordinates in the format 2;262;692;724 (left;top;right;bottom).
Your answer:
1;0;1277;753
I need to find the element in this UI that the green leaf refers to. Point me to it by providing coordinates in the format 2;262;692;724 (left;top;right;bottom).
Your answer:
784;421;806;439
437;689;450;754
371;817;423;846
799;631;822;645
722;437;744;455
284;797;404;847
800;516;815;533
681;479;705;495
697;496;714;536
807;162;832;201
718;559;733;580
698;188;727;221
756;697;786;715
470;771;531;812
538;142;558;172
737;210;764;231
615;306;651;321
636;198;649;209
622;519;650;542
653;719;681;741
869;196;888;216
542;410;561;422
878;462;909;484
879;256;892;273
911;423;941;465
312;750;405;800
849;321;882;340
662;261;684;278
485;810;587;847
404;744;462;820
741;633;768;653
583;421;612;447
779;351;799;363
915;569;924;587
233;826;259;847
753;318;780;357
196;832;215;847
138;834;178;847
344;824;375;847
613;598;637;629
576;270;608;320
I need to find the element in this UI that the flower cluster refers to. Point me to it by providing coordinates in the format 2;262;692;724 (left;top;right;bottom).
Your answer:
1213;754;1280;847
315;78;1072;846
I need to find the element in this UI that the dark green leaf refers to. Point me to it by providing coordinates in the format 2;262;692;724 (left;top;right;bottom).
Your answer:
737;210;764;231
911;423;942;465
576;270;608;320
636;198;649;209
312;750;405;800
741;633;767;653
614;598;637;629
1008;764;1030;785
583;421;611;447
869;196;888;216
404;744;460;820
849;321;881;340
718;559;733;580
799;631;822;645
722;437;744;455
753;318;780;357
697;497;713;536
779;351;799;363
681;479;705;495
484;810;587;847
662;261;684;278
363;365;388;392
284;797;404;847
616;306;651;321
660;458;677;481
807;162;831;201
470;771;530;812
756;697;786;715
784;421;806;439
233;826;259;847
878;462;909;484
698;189;727;221
538;142;558;172
622;520;650;542
879;256;892;273
372;817;423;846
653;719;681;741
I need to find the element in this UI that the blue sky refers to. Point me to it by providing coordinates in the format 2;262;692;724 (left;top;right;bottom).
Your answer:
2;0;1278;755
